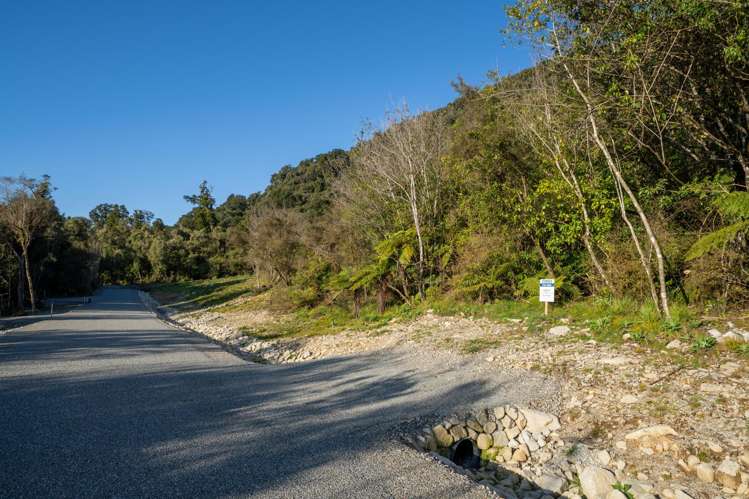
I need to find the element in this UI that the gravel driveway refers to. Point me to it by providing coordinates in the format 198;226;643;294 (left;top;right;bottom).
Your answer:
0;287;559;498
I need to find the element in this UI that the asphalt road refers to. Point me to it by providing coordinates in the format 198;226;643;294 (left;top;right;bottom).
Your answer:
0;287;558;498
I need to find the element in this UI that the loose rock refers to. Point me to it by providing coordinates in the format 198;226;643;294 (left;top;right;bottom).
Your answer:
716;459;740;488
580;466;616;499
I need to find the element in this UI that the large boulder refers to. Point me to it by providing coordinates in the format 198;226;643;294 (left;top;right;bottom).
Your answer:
624;425;677;441
521;409;561;434
580;466;616;499
624;425;678;452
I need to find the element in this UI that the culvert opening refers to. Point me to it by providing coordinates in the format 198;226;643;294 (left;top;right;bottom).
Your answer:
409;406;570;497
450;438;480;470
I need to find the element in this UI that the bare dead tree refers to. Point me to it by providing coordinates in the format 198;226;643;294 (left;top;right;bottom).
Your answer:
345;104;449;298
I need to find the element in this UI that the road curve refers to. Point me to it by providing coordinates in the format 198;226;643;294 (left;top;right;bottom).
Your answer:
0;287;557;498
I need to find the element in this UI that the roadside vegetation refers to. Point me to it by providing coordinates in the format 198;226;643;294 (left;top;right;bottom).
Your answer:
147;274;749;364
2;0;747;355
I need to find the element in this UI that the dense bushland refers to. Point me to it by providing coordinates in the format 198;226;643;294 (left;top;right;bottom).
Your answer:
2;0;747;319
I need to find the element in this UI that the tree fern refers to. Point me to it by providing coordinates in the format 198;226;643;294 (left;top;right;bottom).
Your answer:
686;192;749;261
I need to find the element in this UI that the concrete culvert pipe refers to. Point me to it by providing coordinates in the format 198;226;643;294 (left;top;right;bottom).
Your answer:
449;438;480;470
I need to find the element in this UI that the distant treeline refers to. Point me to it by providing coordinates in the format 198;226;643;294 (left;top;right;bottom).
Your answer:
2;0;747;317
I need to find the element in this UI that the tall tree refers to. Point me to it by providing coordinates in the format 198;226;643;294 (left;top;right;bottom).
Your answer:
0;176;54;312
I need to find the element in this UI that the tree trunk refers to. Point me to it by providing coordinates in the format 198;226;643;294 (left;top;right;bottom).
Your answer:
613;180;661;310
534;238;555;278
353;288;362;318
377;280;387;314
558;58;671;318
409;175;426;299
15;250;25;312
556;155;612;290
602;145;670;319
22;247;36;313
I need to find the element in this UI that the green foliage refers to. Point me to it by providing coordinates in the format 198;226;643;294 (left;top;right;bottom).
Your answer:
687;192;749;261
612;482;635;499
7;0;749;317
691;335;717;352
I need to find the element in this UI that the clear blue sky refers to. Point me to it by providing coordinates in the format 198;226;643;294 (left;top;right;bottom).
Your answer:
1;1;530;224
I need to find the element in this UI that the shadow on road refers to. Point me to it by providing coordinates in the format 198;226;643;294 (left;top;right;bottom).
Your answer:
0;288;560;498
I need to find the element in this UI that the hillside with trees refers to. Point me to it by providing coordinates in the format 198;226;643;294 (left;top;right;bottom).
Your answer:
2;0;747;321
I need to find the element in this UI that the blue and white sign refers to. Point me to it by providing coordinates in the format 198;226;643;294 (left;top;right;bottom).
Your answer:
539;279;555;303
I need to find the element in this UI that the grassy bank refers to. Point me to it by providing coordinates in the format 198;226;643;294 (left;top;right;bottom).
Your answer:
144;276;748;359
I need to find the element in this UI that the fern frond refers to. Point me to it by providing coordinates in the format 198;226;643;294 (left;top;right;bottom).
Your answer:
715;192;749;221
685;220;749;261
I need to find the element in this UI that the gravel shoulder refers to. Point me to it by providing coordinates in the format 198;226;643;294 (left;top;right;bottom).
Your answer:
161;293;749;498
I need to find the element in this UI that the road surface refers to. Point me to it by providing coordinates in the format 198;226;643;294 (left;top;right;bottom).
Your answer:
0;287;558;498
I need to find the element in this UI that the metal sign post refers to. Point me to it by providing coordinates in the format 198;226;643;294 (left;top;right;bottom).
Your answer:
539;279;555;315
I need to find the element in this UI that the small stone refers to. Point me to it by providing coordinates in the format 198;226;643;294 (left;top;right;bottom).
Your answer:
707;328;722;338
666;339;683;349
677;459;690;473
493;406;506;420
467;428;478;440
476;409;489;426
466;419;483;433
450;425;468;441
686;455;700;468
477;433;493;450
693;463;714;483
548;325;571;336
507;406;519;420
483;421;497;434
516;414;527;431
502;415;513;428
505;426;520;439
536;474;567;494
432;425;454;447
596;449;611;466
706;440;723;453
522;409;561;433
501;446;513;461
716;459;740;488
620;394;638;404
512;445;529;463
580;466;616;499
492;431;509;447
